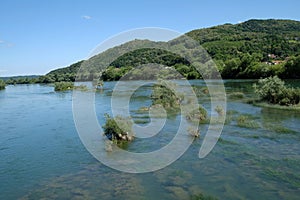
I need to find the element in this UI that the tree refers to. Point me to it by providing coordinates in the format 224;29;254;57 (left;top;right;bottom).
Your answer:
281;55;300;78
0;80;5;90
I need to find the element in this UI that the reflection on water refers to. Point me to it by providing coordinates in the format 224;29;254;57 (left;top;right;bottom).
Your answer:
0;81;299;199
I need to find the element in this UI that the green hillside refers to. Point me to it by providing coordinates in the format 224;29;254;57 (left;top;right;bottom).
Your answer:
12;19;300;84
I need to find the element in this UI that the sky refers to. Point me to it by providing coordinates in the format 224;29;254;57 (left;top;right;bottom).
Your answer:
1;0;300;76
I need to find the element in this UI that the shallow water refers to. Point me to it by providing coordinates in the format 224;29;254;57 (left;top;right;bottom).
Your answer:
0;80;299;199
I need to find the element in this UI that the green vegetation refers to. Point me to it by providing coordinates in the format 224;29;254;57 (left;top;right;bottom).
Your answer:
187;126;200;138
187;19;300;79
101;66;133;81
190;193;218;200
54;82;74;91
253;102;300;111
186;106;208;123
54;82;88;91
264;124;297;134
3;75;40;84
264;168;300;188
102;114;134;142
236;115;260;129
151;80;183;112
214;105;224;116
40;19;300;81
0;79;5;90
254;76;300;106
45;60;83;82
2;19;300;84
228;92;245;99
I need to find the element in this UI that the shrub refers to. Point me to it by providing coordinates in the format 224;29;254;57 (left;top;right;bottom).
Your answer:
151;80;183;111
215;105;224;116
186;106;208;123
187;126;200;138
54;82;88;91
254;76;300;106
54;82;74;91
102;114;134;142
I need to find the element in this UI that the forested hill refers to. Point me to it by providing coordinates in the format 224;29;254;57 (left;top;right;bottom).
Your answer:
43;19;300;82
186;19;300;60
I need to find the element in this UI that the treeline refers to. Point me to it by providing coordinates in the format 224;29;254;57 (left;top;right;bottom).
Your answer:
100;53;300;81
3;74;75;84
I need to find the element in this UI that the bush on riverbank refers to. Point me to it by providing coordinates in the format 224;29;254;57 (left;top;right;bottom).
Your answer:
254;76;300;106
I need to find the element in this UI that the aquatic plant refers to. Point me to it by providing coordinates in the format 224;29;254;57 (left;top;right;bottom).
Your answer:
93;79;104;89
215;105;224;116
151;80;183;112
191;193;218;200
236;115;260;129
188;126;200;138
264;124;297;134
228;92;245;99
186;106;208;123
226;110;239;115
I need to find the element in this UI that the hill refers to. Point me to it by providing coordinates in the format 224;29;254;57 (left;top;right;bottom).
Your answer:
42;19;300;82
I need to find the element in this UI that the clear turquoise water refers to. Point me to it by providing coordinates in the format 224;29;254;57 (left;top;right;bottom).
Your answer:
0;81;299;199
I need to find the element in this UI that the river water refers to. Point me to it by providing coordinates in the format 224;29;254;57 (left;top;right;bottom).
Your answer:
0;80;299;199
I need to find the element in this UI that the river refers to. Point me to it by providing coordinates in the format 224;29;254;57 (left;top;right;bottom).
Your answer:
0;80;299;199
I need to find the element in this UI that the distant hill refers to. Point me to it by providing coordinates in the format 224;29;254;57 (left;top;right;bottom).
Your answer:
0;75;40;81
46;19;300;80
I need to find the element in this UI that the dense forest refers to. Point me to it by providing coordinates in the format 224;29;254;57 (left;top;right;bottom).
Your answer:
2;19;300;85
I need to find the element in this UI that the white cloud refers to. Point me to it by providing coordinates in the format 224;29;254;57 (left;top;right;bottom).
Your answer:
82;15;92;20
0;40;14;48
6;43;14;47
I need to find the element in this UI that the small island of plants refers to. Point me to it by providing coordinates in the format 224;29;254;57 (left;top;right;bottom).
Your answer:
54;81;88;91
102;114;134;143
254;76;300;109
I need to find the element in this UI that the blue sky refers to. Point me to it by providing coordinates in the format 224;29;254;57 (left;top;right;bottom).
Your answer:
1;0;300;76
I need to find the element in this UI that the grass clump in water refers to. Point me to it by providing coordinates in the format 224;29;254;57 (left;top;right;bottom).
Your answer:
228;92;245;99
264;124;297;134
191;193;218;200
186;106;207;123
236;115;260;129
215;105;224;116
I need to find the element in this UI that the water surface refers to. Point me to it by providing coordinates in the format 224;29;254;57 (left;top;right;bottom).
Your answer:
0;80;299;199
